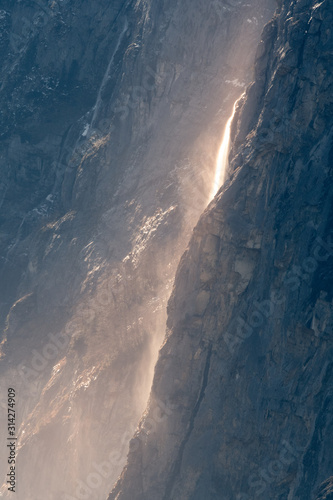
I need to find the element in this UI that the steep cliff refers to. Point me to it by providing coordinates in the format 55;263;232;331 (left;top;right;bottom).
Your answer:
109;0;333;499
0;1;275;499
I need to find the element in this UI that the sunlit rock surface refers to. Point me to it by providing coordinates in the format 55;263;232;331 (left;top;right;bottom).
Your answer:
109;0;333;499
317;477;333;500
0;1;275;499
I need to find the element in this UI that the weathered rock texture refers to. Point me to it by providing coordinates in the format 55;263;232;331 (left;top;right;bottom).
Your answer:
317;477;333;500
0;1;275;499
109;0;333;499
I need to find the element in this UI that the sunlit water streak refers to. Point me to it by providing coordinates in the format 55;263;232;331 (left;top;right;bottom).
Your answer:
90;18;128;130
209;95;243;200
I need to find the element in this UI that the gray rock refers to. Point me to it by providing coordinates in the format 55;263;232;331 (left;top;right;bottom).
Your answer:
0;0;275;499
109;0;333;499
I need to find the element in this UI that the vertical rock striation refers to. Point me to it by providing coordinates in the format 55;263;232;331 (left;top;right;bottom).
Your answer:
0;1;275;499
109;0;333;498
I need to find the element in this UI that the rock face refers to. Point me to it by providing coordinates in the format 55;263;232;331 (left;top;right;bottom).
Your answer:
0;1;275;499
317;477;333;500
109;0;333;499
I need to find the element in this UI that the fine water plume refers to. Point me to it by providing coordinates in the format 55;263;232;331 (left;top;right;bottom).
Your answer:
0;0;276;497
210;95;243;201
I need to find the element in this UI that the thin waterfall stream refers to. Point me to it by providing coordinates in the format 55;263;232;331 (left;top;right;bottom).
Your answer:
210;95;243;200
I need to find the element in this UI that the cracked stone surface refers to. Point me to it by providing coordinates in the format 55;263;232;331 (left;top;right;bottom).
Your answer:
109;1;333;498
0;1;275;499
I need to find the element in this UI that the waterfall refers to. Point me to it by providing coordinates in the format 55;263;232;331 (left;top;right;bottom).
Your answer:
90;18;128;130
210;96;242;200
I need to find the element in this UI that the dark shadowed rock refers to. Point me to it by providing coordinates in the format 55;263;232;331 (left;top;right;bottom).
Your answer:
108;0;333;498
0;1;275;499
317;477;333;500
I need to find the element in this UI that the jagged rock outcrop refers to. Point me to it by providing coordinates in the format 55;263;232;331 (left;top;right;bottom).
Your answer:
109;0;333;499
317;477;333;500
0;1;275;499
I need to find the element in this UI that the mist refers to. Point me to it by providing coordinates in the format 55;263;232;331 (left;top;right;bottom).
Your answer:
0;1;275;499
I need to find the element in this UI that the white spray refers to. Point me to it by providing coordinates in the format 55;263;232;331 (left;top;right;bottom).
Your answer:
210;95;243;200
